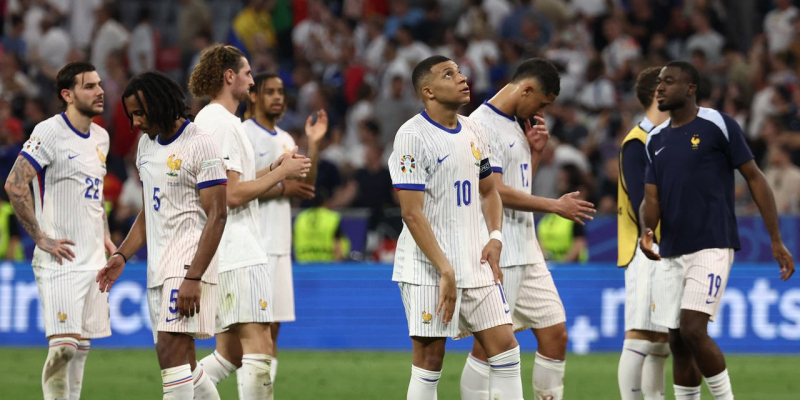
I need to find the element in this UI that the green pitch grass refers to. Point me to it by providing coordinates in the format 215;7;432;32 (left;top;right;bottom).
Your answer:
1;348;796;399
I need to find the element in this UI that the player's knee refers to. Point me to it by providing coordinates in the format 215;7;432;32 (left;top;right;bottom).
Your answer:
678;324;706;346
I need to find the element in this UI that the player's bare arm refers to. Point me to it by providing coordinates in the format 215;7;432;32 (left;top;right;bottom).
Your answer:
178;184;227;318
97;193;148;292
4;155;75;264
303;109;328;185
102;195;117;256
639;183;661;260
479;171;504;283
739;160;795;280
525;113;549;178
397;190;457;324
227;146;311;208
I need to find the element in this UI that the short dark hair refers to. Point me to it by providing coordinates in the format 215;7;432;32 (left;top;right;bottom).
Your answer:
122;71;190;133
247;72;282;115
665;61;700;86
510;58;560;96
55;62;97;108
635;66;662;109
411;55;452;94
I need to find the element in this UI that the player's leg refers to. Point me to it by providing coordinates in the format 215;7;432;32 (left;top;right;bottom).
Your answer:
232;322;274;399
468;285;523;400
678;249;735;400
269;322;280;384
199;331;242;384
460;339;490;400
410;336;447;400
156;332;197;400
669;328;702;400
531;323;568;400
641;332;669;400
269;254;295;385
70;271;112;400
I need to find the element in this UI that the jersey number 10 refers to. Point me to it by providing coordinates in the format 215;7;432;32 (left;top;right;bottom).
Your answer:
454;180;472;207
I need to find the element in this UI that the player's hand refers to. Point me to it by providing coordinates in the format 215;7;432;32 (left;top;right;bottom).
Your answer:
277;147;311;179
104;236;117;257
481;239;503;284
555;192;596;225
772;241;795;281
437;267;457;324
525;112;550;154
282;179;316;199
305;109;329;144
37;236;75;265
96;253;126;292
177;279;202;318
639;229;661;260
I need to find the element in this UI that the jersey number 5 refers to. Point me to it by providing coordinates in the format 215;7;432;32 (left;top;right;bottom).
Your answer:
153;187;161;211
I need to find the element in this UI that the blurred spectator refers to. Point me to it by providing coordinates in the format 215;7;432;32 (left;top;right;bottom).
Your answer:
177;0;212;81
3;14;27;59
414;0;444;45
764;0;798;55
384;0;423;38
684;12;725;67
128;6;155;75
232;0;277;56
293;187;349;262
348;141;396;229
34;13;71;81
0;52;39;100
764;144;800;214
90;2;128;79
373;74;420;145
292;0;327;64
395;24;432;70
360;17;387;72
576;57;616;114
537;164;589;262
601;15;641;82
344;83;375;149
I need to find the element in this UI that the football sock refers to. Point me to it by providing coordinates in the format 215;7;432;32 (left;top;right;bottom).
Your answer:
488;346;524;400
642;342;669;399
705;369;734;400
192;364;220;400
43;338;78;400
67;340;90;400
618;339;651;400
162;364;193;400
408;365;440;400
460;353;489;400
674;384;701;400
238;354;272;400
198;350;237;385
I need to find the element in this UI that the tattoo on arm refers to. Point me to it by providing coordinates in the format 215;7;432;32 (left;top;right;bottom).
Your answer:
5;156;43;242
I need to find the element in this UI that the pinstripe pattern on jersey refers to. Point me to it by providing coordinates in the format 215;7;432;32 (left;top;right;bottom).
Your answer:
215;263;275;332
470;103;545;267
136;122;227;288
195;105;270;272
651;248;734;329
243;119;296;255
501;263;566;331
33;267;111;338
147;277;216;342
21;113;109;271
389;112;495;288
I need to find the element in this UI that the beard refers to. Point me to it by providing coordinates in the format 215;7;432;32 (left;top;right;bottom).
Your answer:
234;87;251;103
264;109;283;120
657;98;685;112
74;97;103;118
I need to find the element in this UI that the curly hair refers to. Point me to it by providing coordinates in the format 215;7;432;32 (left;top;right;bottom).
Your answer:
123;71;190;133
188;44;245;98
635;66;662;109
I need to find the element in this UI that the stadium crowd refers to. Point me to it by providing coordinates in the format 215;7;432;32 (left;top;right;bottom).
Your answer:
0;0;799;261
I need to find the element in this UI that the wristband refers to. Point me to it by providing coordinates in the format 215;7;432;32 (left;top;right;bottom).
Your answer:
489;230;503;244
112;251;128;263
184;276;201;281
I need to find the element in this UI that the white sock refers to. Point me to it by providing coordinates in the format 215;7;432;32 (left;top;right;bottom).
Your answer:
67;340;90;400
198;351;237;385
43;337;78;400
192;364;220;400
488;346;524;400
641;343;669;399
239;354;273;400
618;339;651;400
162;364;193;400
674;385;702;400
408;365;440;400
270;358;278;385
533;352;565;400
460;353;490;400
705;369;734;400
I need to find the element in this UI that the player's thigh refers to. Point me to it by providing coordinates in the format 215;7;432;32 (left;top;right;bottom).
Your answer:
232;322;272;355
459;284;514;350
411;336;447;370
81;270;111;339
216;264;273;333
398;282;462;339
680;248;734;321
651;255;685;330
34;267;90;339
155;331;196;369
271;254;296;323
511;263;566;331
625;247;668;334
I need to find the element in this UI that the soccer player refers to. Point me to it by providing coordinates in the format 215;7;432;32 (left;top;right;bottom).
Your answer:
640;61;795;400
463;58;595;400
96;71;228;400
617;66;671;400
4;61;114;400
243;72;326;385
190;44;310;399
390;55;523;399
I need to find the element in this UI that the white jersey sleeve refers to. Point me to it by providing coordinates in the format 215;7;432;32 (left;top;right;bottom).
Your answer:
470;103;545;267
388;130;432;191
21;114;108;271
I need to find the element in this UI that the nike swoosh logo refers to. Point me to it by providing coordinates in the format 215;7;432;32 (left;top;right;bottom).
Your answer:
705;299;716;304
138;161;148;167
632;388;641;392
259;152;268;157
655;147;666;156
68;154;79;160
437;155;450;163
223;156;230;160
509;141;516;148
165;316;179;322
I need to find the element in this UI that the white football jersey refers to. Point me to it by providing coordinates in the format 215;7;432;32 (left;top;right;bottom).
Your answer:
389;111;495;288
195;104;269;271
243;118;296;255
21;113;109;271
471;102;545;267
136;121;228;288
